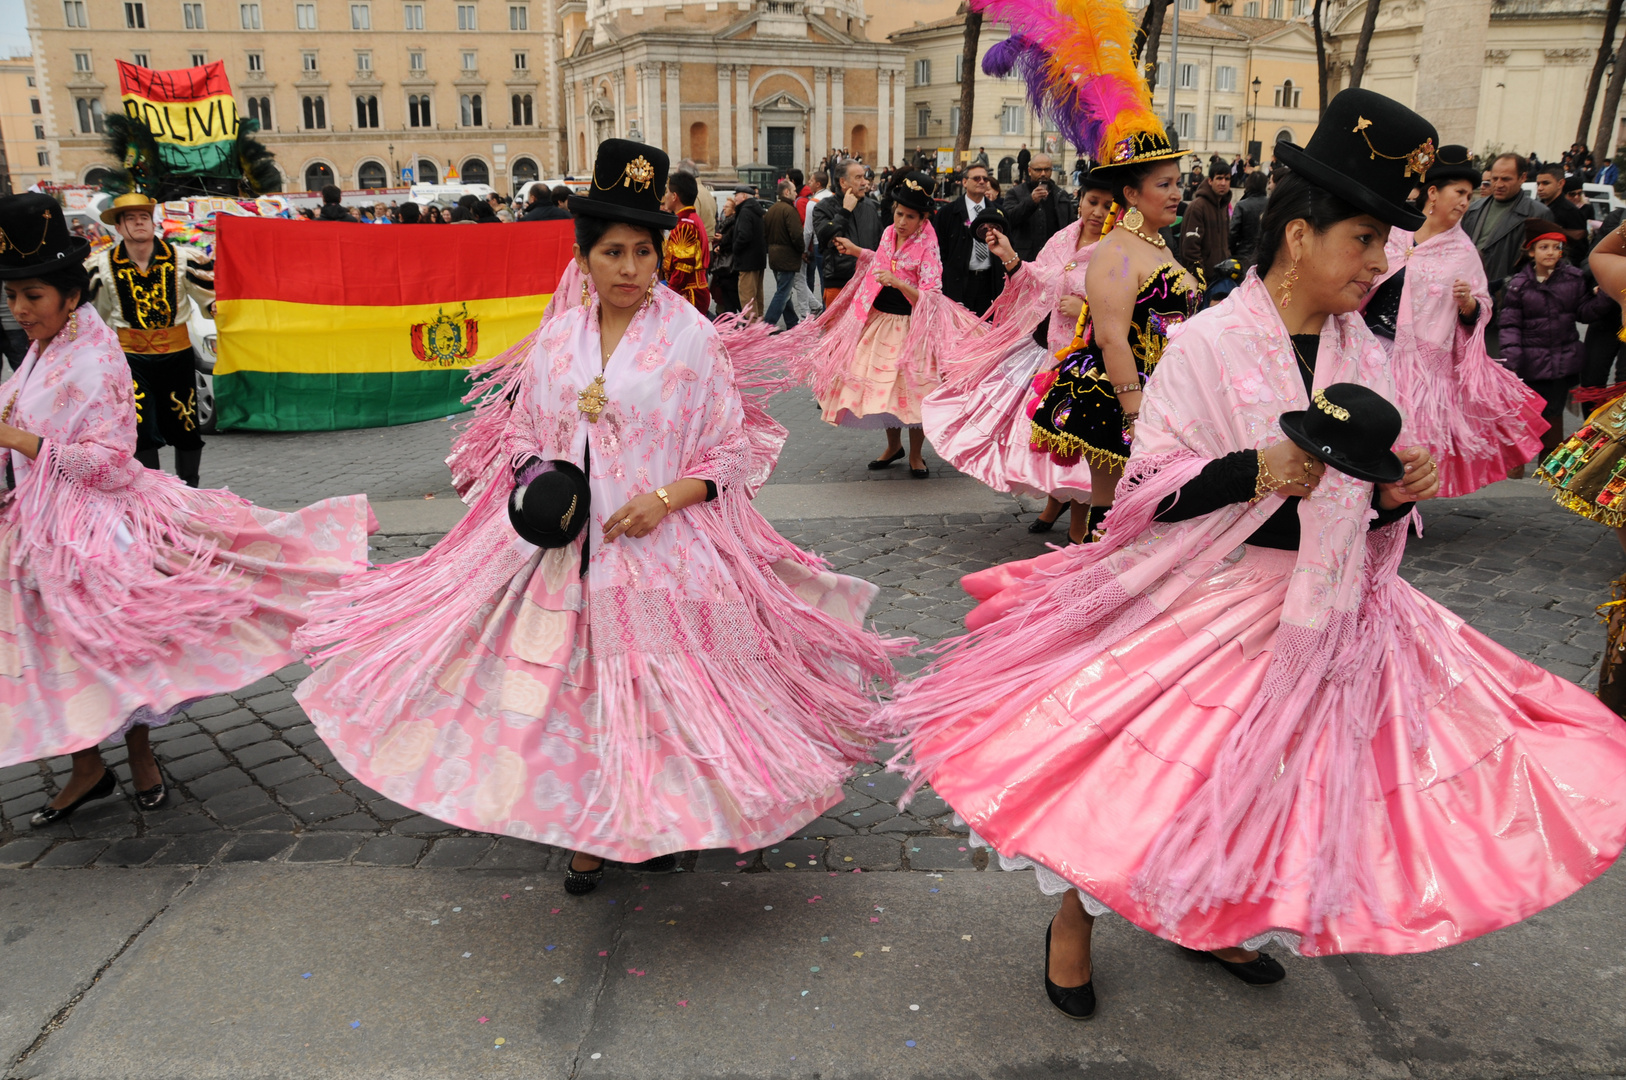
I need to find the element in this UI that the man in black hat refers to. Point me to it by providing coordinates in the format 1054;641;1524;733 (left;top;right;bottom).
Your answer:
936;161;1006;315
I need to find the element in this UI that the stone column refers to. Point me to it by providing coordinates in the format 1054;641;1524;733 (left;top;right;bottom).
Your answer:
635;62;659;142
586;78;602;164
1413;0;1491;146
612;69;627;139
665;62;682;157
831;67;845;155
812;67;828;166
564;80;578;174
875;67;889;167
717;65;734;168
890;68;905;167
735;65;752;164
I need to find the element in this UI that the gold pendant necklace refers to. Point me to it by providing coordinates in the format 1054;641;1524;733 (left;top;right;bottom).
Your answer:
576;375;608;422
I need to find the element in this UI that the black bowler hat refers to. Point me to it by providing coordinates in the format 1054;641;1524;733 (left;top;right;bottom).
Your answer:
970;204;1007;244
508;459;591;549
1422;144;1480;191
1278;383;1405;484
567;139;678;231
890;171;937;215
0;193;91;280
1274;88;1437;231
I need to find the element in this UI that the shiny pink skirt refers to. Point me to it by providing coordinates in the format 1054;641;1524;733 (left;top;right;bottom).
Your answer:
924;545;1626;956
921;339;1092;502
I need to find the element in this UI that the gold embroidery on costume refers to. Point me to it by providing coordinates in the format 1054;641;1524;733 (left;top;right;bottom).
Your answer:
111;240;178;331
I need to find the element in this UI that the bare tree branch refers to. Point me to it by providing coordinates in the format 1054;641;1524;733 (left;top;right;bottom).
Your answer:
1348;0;1381;89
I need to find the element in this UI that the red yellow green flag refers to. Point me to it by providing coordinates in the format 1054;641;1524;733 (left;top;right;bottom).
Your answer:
117;60;242;177
213;216;572;430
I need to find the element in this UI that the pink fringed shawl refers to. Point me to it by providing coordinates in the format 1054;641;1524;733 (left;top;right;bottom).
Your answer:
889;273;1442;931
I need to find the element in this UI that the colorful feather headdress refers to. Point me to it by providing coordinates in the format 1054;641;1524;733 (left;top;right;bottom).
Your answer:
976;0;1181;168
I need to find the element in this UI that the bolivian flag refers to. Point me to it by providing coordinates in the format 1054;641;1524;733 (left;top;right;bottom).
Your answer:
213;216;573;430
117;60;241;176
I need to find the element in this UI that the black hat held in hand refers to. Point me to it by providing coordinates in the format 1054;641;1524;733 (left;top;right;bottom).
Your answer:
0;193;92;280
971;204;1008;244
1278;382;1405;485
509;459;591;550
567;139;679;231
1274;88;1438;231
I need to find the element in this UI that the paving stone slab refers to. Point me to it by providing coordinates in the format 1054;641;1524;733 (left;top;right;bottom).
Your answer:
32;840;108;869
287;834;366;864
181;768;253;803
905;836;979;871
0;838;52;868
355;837;426;867
762;838;826;871
148;834;230;866
95;838;167;868
471;837;552;872
221;833;295;863
827;834;903;871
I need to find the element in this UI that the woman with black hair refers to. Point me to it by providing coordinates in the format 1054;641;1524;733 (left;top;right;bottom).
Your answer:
882;89;1626;1018
296;141;903;896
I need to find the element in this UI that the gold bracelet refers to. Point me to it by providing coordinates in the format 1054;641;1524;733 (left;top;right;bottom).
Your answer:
654;486;673;513
1253;450;1290;501
1112;382;1142;395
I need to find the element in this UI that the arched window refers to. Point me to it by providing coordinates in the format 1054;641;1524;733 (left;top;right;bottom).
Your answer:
1274;127;1295;147
247;95;272;130
83;166;113;188
460;158;490;185
511;157;539;183
689;122;708;164
460;93;483;127
358;160;388;188
850;124;868;162
1273;79;1300;109
408;94;433;129
510;93;533;126
304;162;335;190
416;158;439;184
302;95;326;130
355;95;379;129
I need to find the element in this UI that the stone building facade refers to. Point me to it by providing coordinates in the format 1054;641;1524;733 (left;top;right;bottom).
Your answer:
0;55;50;192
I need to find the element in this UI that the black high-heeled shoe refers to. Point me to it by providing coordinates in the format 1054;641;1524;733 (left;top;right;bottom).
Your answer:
631;853;678;872
30;768;116;828
564;855;605;895
1043;921;1096;1019
1179;945;1286;986
1028;504;1068;533
868;448;905;470
133;773;169;812
910;465;930;479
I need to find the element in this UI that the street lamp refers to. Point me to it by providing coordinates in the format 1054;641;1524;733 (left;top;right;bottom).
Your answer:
1250;76;1262;163
387;142;395;185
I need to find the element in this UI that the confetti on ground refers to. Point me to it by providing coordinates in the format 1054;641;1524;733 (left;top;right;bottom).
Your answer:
495;1038;506;1046
810;966;821;972
502;894;510;900
628;969;646;976
598;951;608;956
350;1021;360;1029
959;847;967;852
854;951;864;957
678;1000;689;1006
821;936;830;942
808;896;822;904
906;1040;917;1048
591;1053;602;1060
635;906;644;911
553;977;565;985
551;908;561;914
910;1004;920;1011
785;862;797;868
765;905;774;911
881;946;891;952
667;920;677;925
478;1017;489;1024
961;935;972;941
771;848;780;853
301;973;311;979
463;952;473;958
453;907;462;912
545;945;557;951
430;920;440;925
736;860;748;867
843;857;854;863
525;886;534;890
801;990;810;996
929;888;940;894
870;917;880;923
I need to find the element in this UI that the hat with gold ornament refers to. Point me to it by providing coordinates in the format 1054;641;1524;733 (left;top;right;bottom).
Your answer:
100;191;161;228
1421;144;1480;191
0;193;91;280
1274;87;1438;231
1278;382;1405;484
567;139;678;231
890;170;937;215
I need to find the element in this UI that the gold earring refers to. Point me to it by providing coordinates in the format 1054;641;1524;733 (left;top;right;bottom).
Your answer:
1121;205;1145;232
580;280;590;307
67;309;79;340
1278;261;1300;310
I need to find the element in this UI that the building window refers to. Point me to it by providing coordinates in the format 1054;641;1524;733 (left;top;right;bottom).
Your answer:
1267;0;1283;16
29;97;40;115
356;51;371;71
460;158;489;185
403;2;424;28
1214;112;1232;139
462;51;477;71
512;156;538;182
914;59;930;86
132;52;149;67
1292;0;1306;13
955;54;963;84
182;2;204;28
1000;103;1022;135
302;94;327;129
304;162;333;190
25;76;33;86
37;150;49;167
1244;0;1258;12
509;4;527;29
125;2;146;28
355;94;379;127
510;92;533;125
240;2;260;28
1216;65;1236;92
948;104;961;134
416;158;439;183
1174;111;1194;141
915;104;929;138
63;1;88;27
1177;62;1197;90
409;93;432;127
1179;0;1196;9
247;51;263;72
73;51;92;72
33;123;44;139
457;3;476;30
248;95;271;128
358;161;388;188
1274;79;1300;108
409;51;425;72
296;2;316;27
460;92;483;126
303;51;318;72
350;3;370;29
76;97;106;134
513;52;527;70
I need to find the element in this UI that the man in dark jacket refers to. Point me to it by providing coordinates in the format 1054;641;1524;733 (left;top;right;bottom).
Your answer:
813;160;882;304
1461;152;1553;295
1229;170;1269;269
1179;164;1232;284
317;185;354;222
762;179;804;330
1001;153;1074;262
731;186;768;320
1016;144;1031;183
936;162;1005;315
522;185;571;221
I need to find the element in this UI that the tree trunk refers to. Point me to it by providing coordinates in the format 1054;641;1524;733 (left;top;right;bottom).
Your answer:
1141;0;1170;94
1312;0;1330;117
1580;0;1624;148
1348;0;1382;89
1596;26;1626;158
956;11;982;157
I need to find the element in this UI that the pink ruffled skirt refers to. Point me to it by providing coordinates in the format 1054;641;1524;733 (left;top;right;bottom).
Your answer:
923;544;1626;956
922;339;1092;501
0;494;373;766
819;312;938;429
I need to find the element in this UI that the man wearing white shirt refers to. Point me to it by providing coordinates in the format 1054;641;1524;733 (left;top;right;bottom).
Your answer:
936;163;1005;315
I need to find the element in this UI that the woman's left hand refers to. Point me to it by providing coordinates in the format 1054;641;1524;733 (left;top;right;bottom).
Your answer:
602;493;669;542
875;267;902;289
1452;279;1475;315
1377;445;1440;509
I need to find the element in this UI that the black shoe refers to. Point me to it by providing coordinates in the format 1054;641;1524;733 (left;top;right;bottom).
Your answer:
563;857;605;895
1180;946;1287;986
1043;921;1096;1019
174;449;202;489
868;448;905;470
133;775;169;812
910;466;930;479
631;853;679;872
29;768;117;828
1028;505;1068;533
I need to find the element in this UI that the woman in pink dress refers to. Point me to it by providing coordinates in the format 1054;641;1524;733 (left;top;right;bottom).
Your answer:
881;91;1626;1018
0;193;372;824
924;171;1118;540
296;141;902;895
1360;145;1547;492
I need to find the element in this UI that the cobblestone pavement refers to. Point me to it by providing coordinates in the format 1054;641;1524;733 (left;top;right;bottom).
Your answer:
1;495;1616;875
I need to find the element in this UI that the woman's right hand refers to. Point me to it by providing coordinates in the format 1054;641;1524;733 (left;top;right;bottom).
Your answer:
1057;295;1084;323
1261;439;1325;498
833;237;862;257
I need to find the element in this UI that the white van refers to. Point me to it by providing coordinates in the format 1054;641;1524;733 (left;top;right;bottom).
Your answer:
408;182;496;207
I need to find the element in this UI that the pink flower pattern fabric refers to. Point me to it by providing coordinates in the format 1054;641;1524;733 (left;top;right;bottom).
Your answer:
0;306;372;767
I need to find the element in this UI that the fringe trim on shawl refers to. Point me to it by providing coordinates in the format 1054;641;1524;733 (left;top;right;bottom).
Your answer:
9;443;258;671
446;328;542;502
937;265;1058;394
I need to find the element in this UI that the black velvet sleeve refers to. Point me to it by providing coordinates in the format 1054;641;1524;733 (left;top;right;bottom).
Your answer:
1154;450;1258;522
705;480;718;501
